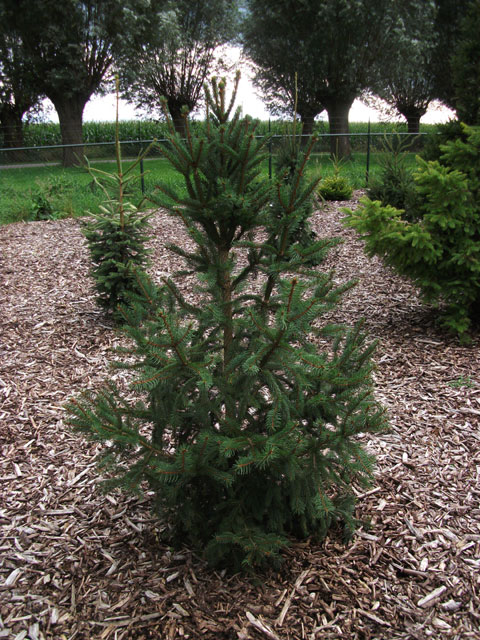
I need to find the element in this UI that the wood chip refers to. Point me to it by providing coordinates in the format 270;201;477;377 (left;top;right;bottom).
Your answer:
417;586;448;608
246;612;280;639
1;196;479;639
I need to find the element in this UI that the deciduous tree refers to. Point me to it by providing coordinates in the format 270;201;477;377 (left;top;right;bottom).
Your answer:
118;0;240;137
242;0;397;157
431;0;471;112
367;1;438;134
452;0;480;124
0;33;42;158
1;0;157;166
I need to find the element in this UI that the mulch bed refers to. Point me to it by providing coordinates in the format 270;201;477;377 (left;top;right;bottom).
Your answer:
1;192;479;640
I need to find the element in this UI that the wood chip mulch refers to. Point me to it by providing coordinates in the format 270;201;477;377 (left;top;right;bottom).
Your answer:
1;192;479;640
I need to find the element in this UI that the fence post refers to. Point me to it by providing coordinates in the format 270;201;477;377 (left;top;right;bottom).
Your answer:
365;119;371;187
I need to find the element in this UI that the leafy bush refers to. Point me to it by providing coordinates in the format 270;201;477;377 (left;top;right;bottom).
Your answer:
344;124;480;337
29;175;75;220
367;134;419;221
69;77;387;571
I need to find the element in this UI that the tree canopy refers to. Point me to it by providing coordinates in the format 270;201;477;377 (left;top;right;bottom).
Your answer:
118;0;240;136
0;31;42;155
367;0;438;134
452;0;480;125
243;0;398;157
431;0;472;113
0;0;158;165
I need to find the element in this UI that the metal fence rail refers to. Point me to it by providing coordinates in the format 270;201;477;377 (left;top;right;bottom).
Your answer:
0;131;430;191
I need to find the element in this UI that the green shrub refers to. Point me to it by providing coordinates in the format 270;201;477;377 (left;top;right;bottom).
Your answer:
272;97;319;258
344;124;480;337
69;77;387;571
29;175;76;220
367;134;419;221
421;119;468;163
82;199;152;321
319;174;354;201
318;155;353;201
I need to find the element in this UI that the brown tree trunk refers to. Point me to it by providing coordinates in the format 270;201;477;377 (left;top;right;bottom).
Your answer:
0;107;26;162
398;106;427;149
325;98;354;159
53;97;87;167
168;102;188;138
406;114;421;135
300;113;315;137
298;112;316;149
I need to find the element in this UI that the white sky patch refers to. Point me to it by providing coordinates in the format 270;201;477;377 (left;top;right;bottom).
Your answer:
43;44;456;125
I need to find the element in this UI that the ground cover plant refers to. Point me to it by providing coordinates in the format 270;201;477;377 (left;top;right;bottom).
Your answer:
345;124;480;338
68;77;387;570
0;159;185;225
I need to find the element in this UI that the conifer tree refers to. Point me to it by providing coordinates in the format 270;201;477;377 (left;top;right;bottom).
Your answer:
82;80;153;323
69;74;387;570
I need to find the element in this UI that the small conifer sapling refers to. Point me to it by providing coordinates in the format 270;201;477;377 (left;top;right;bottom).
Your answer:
82;79;153;322
69;75;387;570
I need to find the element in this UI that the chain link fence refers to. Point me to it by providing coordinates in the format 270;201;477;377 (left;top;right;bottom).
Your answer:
0;130;430;190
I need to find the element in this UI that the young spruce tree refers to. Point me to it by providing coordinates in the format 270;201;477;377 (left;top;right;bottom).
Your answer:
69;75;387;570
82;80;153;323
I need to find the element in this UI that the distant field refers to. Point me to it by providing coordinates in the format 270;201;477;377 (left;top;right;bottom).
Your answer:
11;118;439;148
0;118;438;162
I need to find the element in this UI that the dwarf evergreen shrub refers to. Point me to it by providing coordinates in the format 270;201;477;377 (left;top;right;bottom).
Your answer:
344;124;480;337
319;174;354;201
318;155;353;201
69;76;387;571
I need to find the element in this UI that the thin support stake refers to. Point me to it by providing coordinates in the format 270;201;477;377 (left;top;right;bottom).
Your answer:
365;119;371;187
140;156;145;195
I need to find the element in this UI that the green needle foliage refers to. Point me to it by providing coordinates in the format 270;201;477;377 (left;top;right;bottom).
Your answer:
366;134;418;219
318;154;354;202
82;83;153;323
69;75;387;571
344;124;480;338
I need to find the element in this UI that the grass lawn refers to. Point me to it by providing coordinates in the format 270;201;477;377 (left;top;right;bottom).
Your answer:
0;152;417;226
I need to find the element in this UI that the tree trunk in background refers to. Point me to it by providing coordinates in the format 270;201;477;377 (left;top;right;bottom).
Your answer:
298;112;315;149
0;107;26;162
300;113;315;137
398;106;427;149
168;102;188;138
397;106;426;135
406;114;421;135
53;97;86;167
325;98;354;159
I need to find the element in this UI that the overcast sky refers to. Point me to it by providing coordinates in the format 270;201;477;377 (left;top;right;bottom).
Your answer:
78;91;453;124
43;53;455;125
